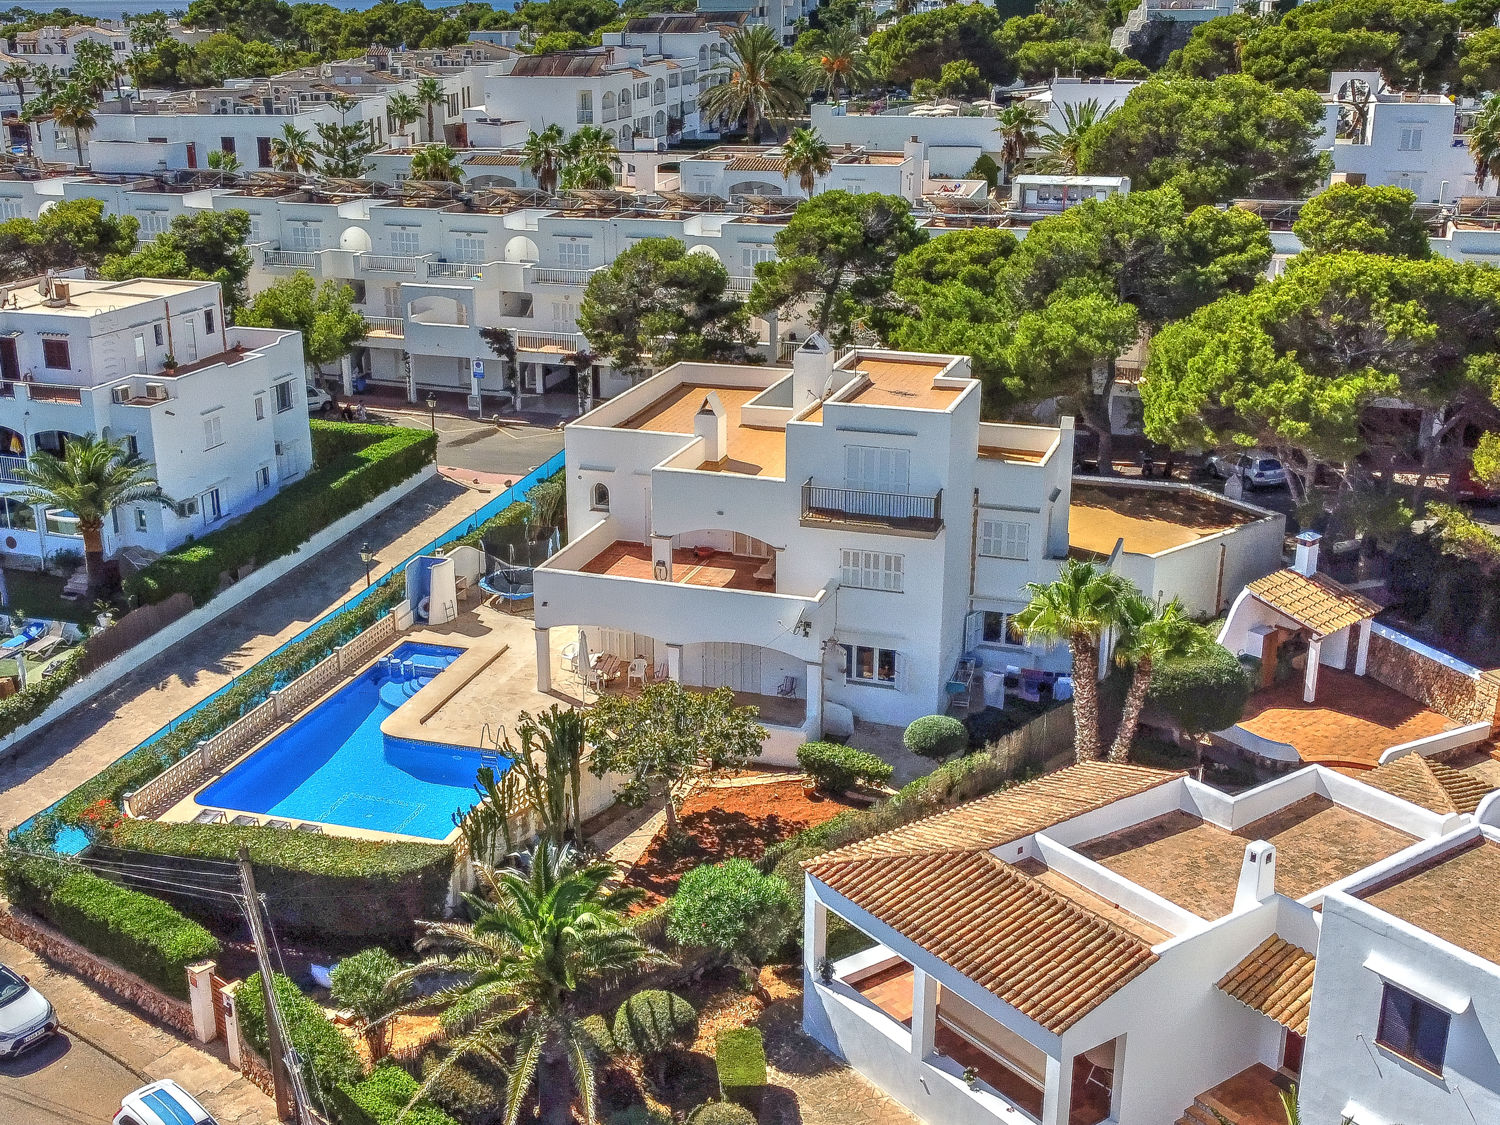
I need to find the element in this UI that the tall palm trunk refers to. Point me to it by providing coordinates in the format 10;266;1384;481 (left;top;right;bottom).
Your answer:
1071;631;1102;762
80;520;105;590
74;128;86;168
1109;654;1153;763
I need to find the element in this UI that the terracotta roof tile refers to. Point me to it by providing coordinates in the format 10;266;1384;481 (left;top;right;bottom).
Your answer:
1216;936;1316;1035
1362;754;1494;816
813;850;1158;1033
811;762;1182;863
1246;569;1379;638
726;155;787;173
463;154;522;166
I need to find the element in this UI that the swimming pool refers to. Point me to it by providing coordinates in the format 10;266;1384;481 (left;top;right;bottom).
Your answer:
198;642;503;839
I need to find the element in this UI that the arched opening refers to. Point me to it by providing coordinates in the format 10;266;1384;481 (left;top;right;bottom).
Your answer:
602;90;615;120
654;110;666;136
0;426;23;456
618;125;633;149
653;78;665;104
591;482;609;512
699;45;708;68
687;244;721;263
728;179;784;196
504;235;539;263
339;226;373;252
32;429;80;457
619;90;632;117
407;294;467;326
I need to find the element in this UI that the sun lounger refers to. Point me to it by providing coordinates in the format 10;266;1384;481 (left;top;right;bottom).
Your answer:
296;821;324;833
230;813;261;826
0;623;43;650
23;622;65;658
264;818;293;830
192;809;227;825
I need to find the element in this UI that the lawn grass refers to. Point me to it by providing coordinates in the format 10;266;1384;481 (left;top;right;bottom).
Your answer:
2;568;94;625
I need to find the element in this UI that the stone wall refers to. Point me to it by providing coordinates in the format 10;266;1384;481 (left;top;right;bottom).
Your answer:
1365;632;1500;726
0;905;195;1037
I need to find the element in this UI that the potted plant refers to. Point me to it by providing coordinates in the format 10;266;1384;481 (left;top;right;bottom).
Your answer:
802;775;819;798
162;353;177;375
817;956;833;985
963;1066;979;1090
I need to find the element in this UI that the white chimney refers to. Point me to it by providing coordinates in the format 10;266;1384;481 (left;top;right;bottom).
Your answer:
1293;530;1321;577
791;332;835;408
1234;841;1277;911
694;391;727;464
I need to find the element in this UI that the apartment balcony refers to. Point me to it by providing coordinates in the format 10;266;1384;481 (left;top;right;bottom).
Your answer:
801;479;943;535
362;315;405;340
356;252;429;275
0;455;27;483
726;275;756;295
525;265;600;287
428;260;493;280
515;329;585;356
262;249;321;272
0;380;84;405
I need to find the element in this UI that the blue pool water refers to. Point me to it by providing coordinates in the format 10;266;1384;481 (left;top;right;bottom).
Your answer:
199;642;503;839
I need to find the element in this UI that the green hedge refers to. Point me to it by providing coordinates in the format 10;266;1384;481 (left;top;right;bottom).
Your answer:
3;860;218;999
99;821;453;942
126;422;436;606
238;971;363;1096
0;647;86;744
902;714;968;760
310;420;391;467
337;1065;463;1125
796;742;893;793
714;1027;766;1109
44;581;404;831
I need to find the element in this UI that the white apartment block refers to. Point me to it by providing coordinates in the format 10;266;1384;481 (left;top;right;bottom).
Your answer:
695;0;811;45
0;275;311;566
803;755;1500;1125
673;141;922;200
528;339;1282;759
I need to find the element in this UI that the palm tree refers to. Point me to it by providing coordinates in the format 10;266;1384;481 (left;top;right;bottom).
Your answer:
522;123;568;194
52;84;98;168
781;126;831;196
206;148;241;174
30;66;59;103
1014;560;1134;762
560;155;615;190
994;102;1043;186
409;143;464;183
3;62;28;107
1470;94;1500;191
386;91;421;146
565;124;618;167
416;77;446;143
698;24;807;142
270;123;315;175
1108;596;1210;762
813;27;870;101
393;842;668;1125
11;433;167;593
1034;98;1111;175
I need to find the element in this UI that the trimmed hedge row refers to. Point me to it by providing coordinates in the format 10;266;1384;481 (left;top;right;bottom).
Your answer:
3;858;219;999
796;741;893;793
715;1027;766;1109
99;820;453;942
126;422;436;607
338;1065;463;1125
0;647;86;744
44;580;404;830
310;420;393;467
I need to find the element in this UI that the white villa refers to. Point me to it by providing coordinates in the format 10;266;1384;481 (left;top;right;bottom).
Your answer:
803;756;1500;1125
528;339;1282;756
0;275;311;566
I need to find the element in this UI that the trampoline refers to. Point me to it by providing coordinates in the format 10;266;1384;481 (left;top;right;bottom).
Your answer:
479;567;535;604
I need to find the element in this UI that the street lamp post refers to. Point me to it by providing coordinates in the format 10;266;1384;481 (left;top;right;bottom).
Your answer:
360;541;374;589
426;393;437;432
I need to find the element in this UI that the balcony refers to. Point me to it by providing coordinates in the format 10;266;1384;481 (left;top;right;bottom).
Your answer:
527;265;599;287
801;479;943;535
428;260;491;280
515;330;585;355
263;250;320;271
726;275;756;295
2;380;84;405
357;253;423;275
362;316;405;339
0;455;26;483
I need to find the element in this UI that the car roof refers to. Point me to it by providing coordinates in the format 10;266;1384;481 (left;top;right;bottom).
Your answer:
123;1081;215;1125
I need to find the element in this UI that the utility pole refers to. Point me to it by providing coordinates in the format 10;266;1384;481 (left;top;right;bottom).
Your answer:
238;846;296;1123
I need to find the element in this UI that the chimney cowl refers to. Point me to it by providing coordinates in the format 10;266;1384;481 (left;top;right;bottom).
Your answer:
1293;530;1322;577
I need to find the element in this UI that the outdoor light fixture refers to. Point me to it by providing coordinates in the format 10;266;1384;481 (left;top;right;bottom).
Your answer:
360;541;375;588
426;393;437;431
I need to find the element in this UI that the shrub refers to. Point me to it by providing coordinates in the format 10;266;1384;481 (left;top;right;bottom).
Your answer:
611;990;698;1077
668;859;794;966
797;742;893;793
1148;644;1253;736
238;971;363;1096
341;1063;463;1125
10;867;218;998
610;1108;674;1125
126;422;436;606
714;1027;766;1109
687;1102;756;1125
580;1013;616;1059
903;714;968;760
419;1053;507;1125
329;947;405;1020
99;821;453;942
0;647;86;743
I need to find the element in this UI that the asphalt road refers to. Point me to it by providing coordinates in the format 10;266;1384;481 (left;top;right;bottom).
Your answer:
376;405;565;478
0;1030;137;1125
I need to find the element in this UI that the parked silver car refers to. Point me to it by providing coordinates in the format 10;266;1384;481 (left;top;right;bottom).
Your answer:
1206;451;1287;489
0;963;57;1058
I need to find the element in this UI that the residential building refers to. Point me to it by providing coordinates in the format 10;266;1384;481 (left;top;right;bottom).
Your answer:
672;142;923;200
529;339;1282;757
802;755;1500;1125
696;0;809;45
0;274;311;565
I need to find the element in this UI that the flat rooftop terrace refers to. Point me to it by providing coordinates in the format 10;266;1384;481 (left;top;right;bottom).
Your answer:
8;276;213;314
1076;796;1418;919
1359;839;1500;961
618;383;786;477
804;355;965;423
1069;482;1256;557
578;541;772;592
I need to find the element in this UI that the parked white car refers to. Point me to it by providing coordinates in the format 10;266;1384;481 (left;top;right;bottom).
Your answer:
306;382;334;413
1206;451;1287;488
0;963;55;1058
113;1079;218;1125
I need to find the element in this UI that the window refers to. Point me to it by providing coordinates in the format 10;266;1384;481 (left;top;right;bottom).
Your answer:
133;506;149;532
219;136;236;155
840;549;903;592
591;482;609;511
203;488;223;521
274;380;294;413
0;199;22;219
577;90;593;124
140;211;166;236
845;445;909;494
288;224;322;251
842;644;898;687
1398;126;1423;151
44;508;79;536
454;235;485;263
204;308;215;334
0;497;34;531
153;323;164;346
256;465;271;491
134;333;146;368
558;241;591;268
390;228;420;256
253;394;265;421
256;136;272;167
980;518;1030;560
741;245;775;269
41;338;69;369
203;414;224;450
981;610;1025;647
122;434;138;458
1377;986;1449;1073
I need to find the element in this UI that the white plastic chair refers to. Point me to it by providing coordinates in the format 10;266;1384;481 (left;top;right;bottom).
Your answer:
560;642;579;674
627;657;647;688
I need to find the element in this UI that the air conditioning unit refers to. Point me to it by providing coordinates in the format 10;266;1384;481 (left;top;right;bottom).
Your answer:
144;382;167;401
174;497;199;518
111;385;130;403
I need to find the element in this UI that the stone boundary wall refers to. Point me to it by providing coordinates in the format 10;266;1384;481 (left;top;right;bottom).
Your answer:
1365;631;1500;727
0;903;195;1037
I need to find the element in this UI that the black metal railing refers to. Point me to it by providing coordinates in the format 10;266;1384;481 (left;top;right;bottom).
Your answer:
801;479;942;531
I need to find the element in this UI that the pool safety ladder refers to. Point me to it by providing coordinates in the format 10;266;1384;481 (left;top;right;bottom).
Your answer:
479;722;507;751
